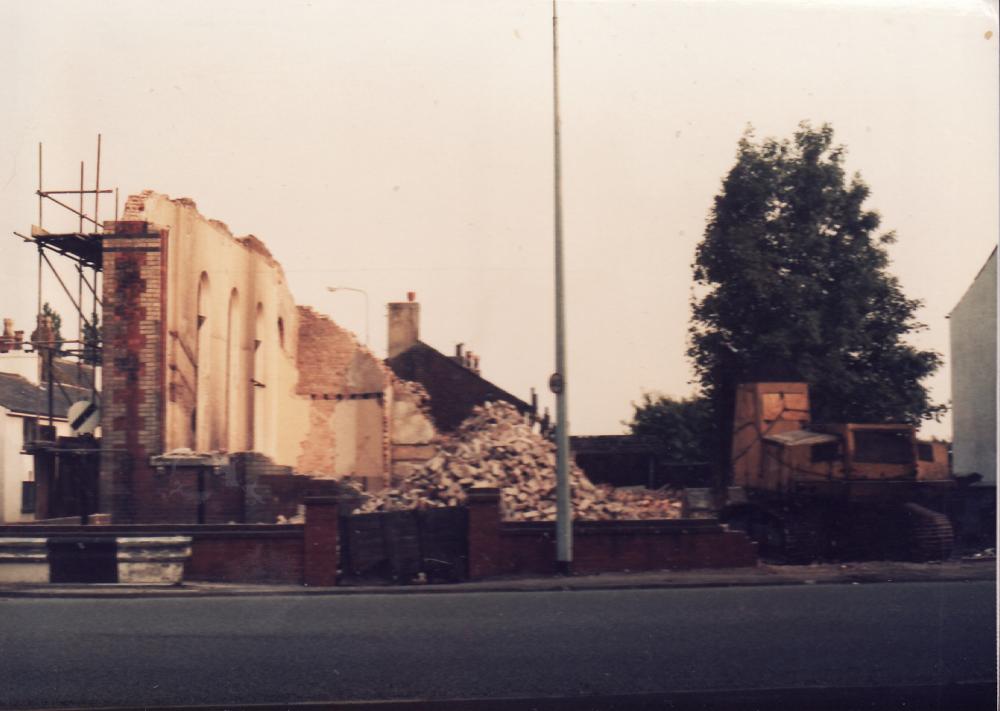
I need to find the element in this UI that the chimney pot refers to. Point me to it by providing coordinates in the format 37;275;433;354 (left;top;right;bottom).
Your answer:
407;291;416;303
455;343;464;358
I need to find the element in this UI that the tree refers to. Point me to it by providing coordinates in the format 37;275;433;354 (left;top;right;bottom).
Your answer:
689;122;943;475
40;302;64;352
627;393;717;464
82;311;101;365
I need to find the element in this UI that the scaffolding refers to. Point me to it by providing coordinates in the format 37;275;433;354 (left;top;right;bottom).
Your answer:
11;135;119;420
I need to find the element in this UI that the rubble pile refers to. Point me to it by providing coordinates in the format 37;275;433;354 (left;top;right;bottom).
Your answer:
355;401;682;521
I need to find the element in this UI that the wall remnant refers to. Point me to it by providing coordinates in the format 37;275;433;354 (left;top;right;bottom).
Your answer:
97;192;437;522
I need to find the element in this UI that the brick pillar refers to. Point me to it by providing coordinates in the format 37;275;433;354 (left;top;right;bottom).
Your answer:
467;487;503;580
304;496;339;586
99;222;165;522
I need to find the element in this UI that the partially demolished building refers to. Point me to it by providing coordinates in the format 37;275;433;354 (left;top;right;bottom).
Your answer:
34;191;436;523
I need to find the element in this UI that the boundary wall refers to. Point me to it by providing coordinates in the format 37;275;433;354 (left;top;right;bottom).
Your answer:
0;490;757;586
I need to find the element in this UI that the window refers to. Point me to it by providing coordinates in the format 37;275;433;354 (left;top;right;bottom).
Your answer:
22;417;38;444
917;443;934;462
21;481;36;514
854;430;913;465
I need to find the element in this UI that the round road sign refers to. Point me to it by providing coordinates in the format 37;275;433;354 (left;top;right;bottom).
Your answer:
68;399;100;435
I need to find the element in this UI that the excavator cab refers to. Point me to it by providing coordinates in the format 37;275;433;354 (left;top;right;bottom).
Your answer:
722;382;955;562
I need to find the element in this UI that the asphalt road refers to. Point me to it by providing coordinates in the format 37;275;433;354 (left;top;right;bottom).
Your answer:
0;581;994;709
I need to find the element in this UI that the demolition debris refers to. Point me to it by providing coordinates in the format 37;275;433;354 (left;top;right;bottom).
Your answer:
355;401;682;520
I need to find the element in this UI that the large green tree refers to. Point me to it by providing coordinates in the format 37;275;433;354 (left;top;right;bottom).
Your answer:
690;123;943;473
627;393;716;464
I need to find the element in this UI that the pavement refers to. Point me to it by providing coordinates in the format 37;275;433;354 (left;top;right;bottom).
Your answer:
0;557;994;598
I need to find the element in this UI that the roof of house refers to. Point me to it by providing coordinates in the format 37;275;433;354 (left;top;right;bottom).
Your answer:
50;358;97;391
948;245;997;318
386;341;531;431
0;372;90;419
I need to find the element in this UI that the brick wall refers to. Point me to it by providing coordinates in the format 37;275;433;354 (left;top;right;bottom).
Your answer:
185;529;305;584
0;489;758;586
0;523;306;585
99;223;166;523
143;453;353;524
466;488;757;578
294;306;392;482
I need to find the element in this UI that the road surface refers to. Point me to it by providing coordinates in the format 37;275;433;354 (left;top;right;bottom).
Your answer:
0;581;994;708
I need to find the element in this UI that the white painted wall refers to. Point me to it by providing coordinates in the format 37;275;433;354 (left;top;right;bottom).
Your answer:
0;410;70;523
950;248;997;483
0;351;39;385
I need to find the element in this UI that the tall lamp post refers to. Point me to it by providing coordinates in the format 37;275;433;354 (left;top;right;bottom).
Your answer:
551;0;572;573
326;286;370;346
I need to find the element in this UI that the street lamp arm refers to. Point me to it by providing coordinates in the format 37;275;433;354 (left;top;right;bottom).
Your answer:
326;286;370;347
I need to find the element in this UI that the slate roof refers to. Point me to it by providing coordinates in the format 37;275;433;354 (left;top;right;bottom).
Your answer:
386;341;531;432
0;372;90;419
50;358;98;390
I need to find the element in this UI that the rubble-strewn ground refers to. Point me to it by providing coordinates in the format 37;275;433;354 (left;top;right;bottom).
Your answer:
355;401;682;520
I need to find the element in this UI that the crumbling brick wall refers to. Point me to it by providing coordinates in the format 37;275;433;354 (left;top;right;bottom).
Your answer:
390;379;437;485
294;306;393;484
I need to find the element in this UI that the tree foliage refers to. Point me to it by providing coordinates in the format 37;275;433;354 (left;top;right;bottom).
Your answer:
690;122;943;438
41;302;64;352
627;393;717;464
82;311;100;365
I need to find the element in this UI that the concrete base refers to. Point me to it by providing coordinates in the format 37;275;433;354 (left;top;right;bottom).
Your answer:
118;561;186;585
0;538;49;583
117;537;192;585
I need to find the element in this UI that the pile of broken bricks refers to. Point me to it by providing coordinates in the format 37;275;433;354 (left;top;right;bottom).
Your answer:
354;400;682;521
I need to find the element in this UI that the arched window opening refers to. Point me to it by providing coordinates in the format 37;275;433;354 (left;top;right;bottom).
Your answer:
225;288;241;451
252;302;265;452
195;272;211;451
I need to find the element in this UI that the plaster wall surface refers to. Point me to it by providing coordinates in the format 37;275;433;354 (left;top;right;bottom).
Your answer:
131;193;301;459
950;248;997;483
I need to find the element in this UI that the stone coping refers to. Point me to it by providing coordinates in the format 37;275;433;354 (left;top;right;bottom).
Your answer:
150;451;230;468
0;538;49;562
116;536;193;563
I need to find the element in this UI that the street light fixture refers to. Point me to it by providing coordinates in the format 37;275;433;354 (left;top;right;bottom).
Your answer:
326;286;370;346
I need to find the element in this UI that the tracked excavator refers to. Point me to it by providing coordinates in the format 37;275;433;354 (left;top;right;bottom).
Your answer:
719;382;956;562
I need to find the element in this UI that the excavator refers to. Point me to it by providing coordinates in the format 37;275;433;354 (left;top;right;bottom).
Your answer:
719;382;956;562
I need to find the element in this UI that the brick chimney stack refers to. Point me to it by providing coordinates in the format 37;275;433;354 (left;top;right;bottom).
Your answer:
388;292;420;359
0;319;13;353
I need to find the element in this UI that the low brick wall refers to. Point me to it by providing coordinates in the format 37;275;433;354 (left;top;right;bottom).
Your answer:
0;523;311;585
184;527;305;584
467;488;757;579
0;491;755;586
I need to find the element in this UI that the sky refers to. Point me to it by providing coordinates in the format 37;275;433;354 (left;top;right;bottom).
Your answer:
1;0;997;440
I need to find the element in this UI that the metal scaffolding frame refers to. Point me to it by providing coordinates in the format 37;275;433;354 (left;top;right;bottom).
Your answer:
11;135;119;417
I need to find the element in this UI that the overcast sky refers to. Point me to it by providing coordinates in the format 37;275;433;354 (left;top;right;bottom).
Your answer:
1;0;996;439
